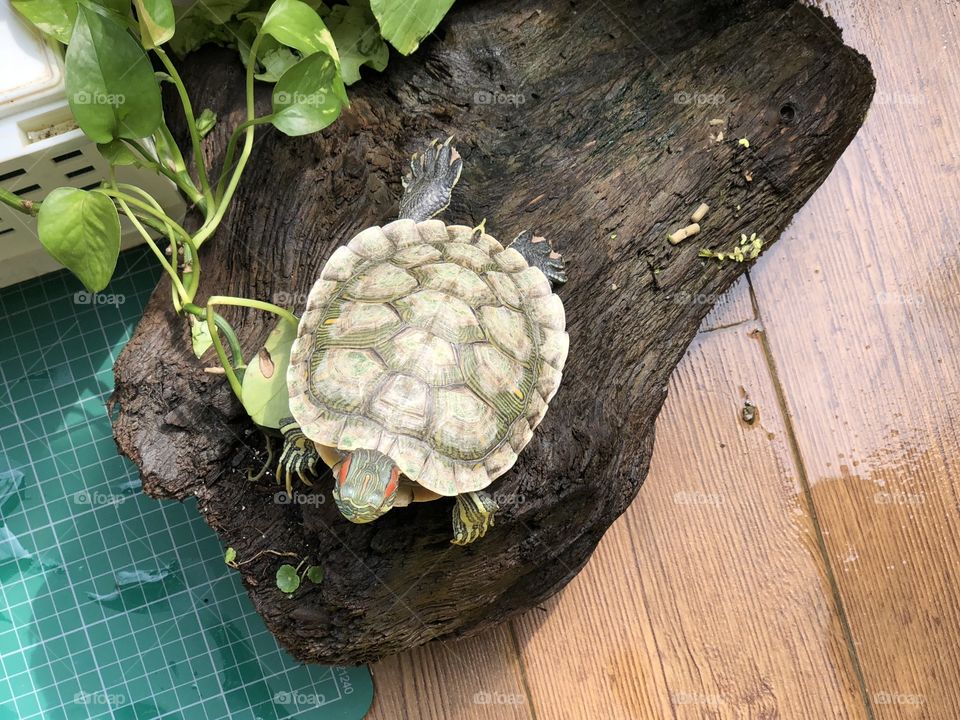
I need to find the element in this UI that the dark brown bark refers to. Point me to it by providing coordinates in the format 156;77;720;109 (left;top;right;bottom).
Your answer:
111;0;874;664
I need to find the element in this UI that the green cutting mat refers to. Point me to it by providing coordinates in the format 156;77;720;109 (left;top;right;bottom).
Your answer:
0;248;373;720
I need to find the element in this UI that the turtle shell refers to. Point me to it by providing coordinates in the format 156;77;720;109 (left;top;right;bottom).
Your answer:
287;219;568;496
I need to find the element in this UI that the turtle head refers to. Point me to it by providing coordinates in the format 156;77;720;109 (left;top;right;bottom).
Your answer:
332;449;400;523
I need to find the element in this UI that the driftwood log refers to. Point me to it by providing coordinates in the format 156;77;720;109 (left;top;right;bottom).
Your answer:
111;0;874;663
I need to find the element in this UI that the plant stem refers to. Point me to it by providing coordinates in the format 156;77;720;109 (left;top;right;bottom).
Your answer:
154;124;208;215
193;33;264;247
154;47;215;212
0;187;39;216
121;138;204;208
215;116;273;202
207;295;299;329
112;183;202;302
114;196;188;303
235;549;299;566
98;189;191;241
206;305;244;399
182;303;245;373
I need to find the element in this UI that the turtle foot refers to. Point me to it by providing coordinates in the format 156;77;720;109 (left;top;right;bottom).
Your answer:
451;491;498;546
276;419;320;495
398;137;463;222
509;230;567;287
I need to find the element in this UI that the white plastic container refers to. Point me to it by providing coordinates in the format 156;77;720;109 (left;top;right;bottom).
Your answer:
0;5;186;287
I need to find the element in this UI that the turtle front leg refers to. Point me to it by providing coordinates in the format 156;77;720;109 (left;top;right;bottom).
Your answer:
451;491;499;546
508;230;567;287
398;137;463;222
276;418;320;496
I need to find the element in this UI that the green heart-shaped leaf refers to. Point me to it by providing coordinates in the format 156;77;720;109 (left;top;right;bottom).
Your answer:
12;0;79;43
65;3;163;143
37;187;121;293
240;317;297;428
326;1;388;85
133;0;174;48
261;0;339;63
370;0;455;55
271;52;345;137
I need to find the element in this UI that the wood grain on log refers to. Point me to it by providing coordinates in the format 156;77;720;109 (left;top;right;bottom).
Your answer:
111;0;875;664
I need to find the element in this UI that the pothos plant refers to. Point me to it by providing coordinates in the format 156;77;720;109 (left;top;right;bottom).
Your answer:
4;0;455;589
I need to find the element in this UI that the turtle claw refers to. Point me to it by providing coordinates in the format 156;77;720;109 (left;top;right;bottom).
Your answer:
451;491;498;546
399;137;463;222
276;419;321;496
509;230;567;288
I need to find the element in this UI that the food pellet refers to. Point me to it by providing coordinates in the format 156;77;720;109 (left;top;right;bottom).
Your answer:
691;203;709;223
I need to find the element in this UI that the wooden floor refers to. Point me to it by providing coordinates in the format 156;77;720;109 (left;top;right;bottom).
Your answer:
366;2;960;717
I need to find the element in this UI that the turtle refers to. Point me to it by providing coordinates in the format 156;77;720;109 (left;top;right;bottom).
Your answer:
276;138;568;545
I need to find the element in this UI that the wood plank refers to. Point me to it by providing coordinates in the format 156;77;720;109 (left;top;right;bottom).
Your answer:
368;627;533;719
699;276;755;332
514;322;867;719
749;2;960;716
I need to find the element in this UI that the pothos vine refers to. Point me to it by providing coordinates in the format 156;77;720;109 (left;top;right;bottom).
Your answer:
3;0;455;593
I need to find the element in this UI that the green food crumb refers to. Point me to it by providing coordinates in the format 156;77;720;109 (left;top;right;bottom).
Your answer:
700;233;763;263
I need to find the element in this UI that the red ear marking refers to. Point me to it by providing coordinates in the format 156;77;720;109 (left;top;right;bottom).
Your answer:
385;466;400;497
338;455;352;486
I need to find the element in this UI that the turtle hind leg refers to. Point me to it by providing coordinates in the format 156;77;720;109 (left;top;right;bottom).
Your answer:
398;137;463;222
509;230;567;288
451;491;499;546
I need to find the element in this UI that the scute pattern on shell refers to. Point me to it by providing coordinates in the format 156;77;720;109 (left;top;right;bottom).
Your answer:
288;219;568;496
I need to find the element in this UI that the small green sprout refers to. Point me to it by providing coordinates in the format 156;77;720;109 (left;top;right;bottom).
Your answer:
306;566;325;584
190;316;214;358
196;109;217;138
738;138;751;148
224;547;237;566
